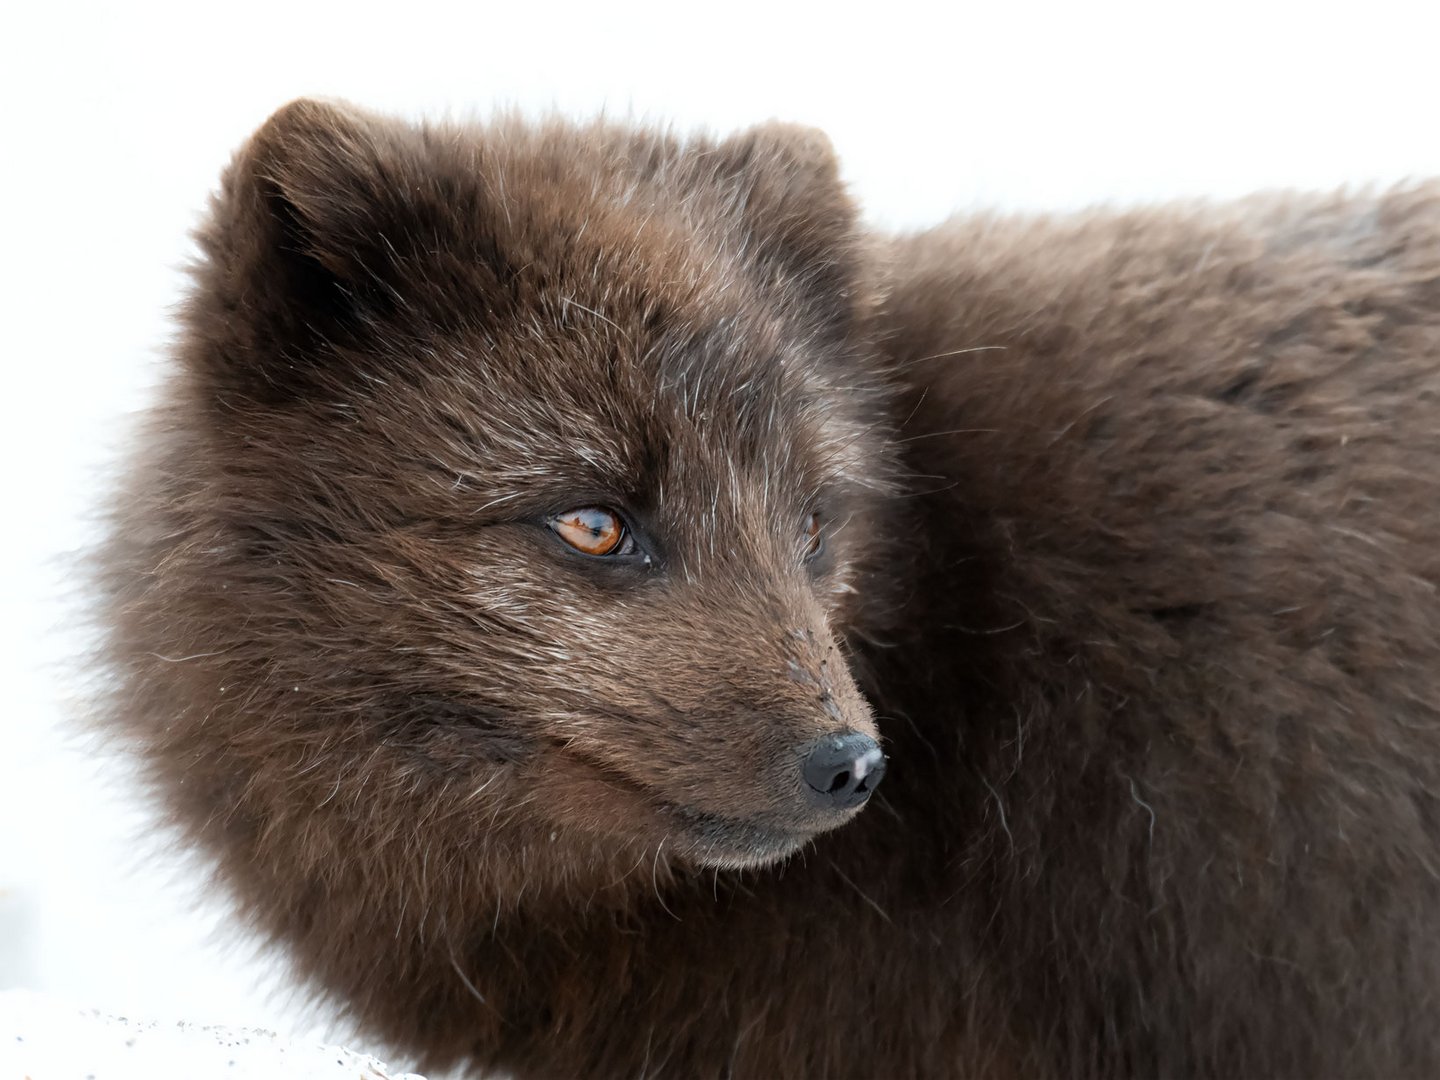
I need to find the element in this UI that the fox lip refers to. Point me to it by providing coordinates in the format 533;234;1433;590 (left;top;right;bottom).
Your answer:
664;804;845;870
542;744;873;868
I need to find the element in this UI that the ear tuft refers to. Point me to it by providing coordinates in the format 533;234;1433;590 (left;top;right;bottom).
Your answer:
740;122;842;188
185;98;409;403
243;97;389;263
716;123;869;328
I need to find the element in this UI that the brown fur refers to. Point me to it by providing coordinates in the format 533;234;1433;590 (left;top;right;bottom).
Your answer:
101;99;1440;1077
874;189;1440;1076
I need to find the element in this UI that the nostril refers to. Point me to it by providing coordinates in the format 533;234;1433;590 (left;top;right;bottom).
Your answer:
803;733;886;809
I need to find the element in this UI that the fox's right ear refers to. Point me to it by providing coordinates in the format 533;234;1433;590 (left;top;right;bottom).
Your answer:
183;98;424;404
712;123;877;334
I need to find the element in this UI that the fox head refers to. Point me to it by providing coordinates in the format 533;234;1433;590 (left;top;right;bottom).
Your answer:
106;101;899;947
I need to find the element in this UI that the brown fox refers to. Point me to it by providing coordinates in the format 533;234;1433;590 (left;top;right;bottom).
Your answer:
101;99;1440;1078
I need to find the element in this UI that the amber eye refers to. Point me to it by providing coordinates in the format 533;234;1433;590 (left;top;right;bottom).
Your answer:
548;506;633;557
802;510;824;562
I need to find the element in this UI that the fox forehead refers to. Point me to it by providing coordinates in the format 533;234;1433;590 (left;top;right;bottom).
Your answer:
309;296;860;510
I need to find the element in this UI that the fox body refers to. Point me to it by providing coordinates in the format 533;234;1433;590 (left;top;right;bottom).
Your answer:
103;100;1440;1077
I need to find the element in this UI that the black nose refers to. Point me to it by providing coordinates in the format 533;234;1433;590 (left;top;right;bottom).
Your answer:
802;732;886;809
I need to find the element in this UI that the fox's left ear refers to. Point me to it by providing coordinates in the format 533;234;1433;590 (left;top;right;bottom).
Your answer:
714;123;879;329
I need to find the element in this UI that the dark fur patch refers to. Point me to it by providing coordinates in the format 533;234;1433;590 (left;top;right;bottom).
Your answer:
879;187;1440;1078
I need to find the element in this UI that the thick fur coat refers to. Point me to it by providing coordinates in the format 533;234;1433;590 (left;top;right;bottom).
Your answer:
102;99;1440;1078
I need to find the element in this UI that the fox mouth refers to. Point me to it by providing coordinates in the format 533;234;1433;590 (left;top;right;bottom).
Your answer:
663;805;819;870
540;742;873;870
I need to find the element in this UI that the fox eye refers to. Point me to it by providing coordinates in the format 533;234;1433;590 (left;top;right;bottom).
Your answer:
802;510;824;562
549;507;636;557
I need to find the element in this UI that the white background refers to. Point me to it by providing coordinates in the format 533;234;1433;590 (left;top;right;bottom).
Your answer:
3;0;1439;1066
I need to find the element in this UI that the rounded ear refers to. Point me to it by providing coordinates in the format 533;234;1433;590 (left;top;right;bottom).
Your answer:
185;98;426;403
713;123;874;328
240;97;397;276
